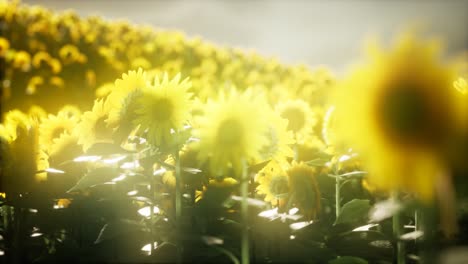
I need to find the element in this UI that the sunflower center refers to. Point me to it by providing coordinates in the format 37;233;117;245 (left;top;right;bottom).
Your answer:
379;86;429;142
151;97;173;122
217;118;244;146
269;175;289;196
281;107;306;133
51;126;66;140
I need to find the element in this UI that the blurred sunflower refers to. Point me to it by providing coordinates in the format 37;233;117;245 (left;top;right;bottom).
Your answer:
134;73;193;147
77;99;114;152
275;99;316;143
0;37;9;57
258;110;295;162
106;68;149;128
3;110;32;140
39;111;78;153
108;90;144;143
12;51;31;71
334;32;461;202
49;133;83;167
255;160;289;206
287;161;321;220
195;89;269;176
59;44;86;64
58;105;82;119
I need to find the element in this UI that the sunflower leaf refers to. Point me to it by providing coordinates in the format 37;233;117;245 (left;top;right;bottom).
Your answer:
328;256;368;264
67;167;120;193
334;199;371;226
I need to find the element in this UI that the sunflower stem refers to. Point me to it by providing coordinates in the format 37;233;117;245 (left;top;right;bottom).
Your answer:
240;159;250;264
293;144;299;161
334;162;341;218
174;149;183;263
392;192;405;264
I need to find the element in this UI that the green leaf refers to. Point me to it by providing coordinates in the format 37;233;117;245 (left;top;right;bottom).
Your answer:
338;171;367;179
67;167;120;193
328;256;368;264
85;142;129;156
334;199;371;226
94;219;149;244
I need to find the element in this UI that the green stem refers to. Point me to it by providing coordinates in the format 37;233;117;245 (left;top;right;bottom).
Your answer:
174;149;183;263
392;193;405;264
293;143;299;162
240;159;249;264
334;162;341;218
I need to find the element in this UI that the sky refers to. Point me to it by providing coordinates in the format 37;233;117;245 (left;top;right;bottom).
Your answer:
23;0;468;74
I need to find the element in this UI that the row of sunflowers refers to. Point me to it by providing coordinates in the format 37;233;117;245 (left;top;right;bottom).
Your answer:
1;1;467;263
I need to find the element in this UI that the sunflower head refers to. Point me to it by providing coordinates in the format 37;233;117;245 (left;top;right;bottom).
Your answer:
108;90;144;143
275;99;316;143
77;99;114;152
195;89;269;177
39;111;78;154
255;160;289;207
0;37;10;57
287;161;321;220
12;51;31;71
257;110;295;162
134;73;193;149
107;68;149;107
334;32;461;202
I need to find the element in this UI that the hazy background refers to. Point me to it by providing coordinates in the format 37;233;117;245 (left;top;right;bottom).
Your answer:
23;0;468;74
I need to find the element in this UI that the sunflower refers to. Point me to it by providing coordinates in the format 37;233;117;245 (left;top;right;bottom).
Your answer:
334;32;461;202
106;68;149;107
286;161;321;220
195;89;269;176
0;37;9;57
12;51;31;71
275;99;316;144
58;105;82;119
77;99;114;152
3;110;32;140
39;111;78;153
258;110;295;162
134;73;193;148
49;133;83;166
255;160;289;206
108;90;144;143
26;106;45;126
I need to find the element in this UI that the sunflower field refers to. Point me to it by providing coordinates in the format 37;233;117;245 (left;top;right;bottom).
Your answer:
0;1;467;263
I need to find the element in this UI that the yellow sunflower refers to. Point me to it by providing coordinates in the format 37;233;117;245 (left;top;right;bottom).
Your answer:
12;51;31;71
255;160;289;206
195;89;269;176
28;105;47;123
106;68;149;106
39;111;78;153
286;161;321;220
95;82;115;99
77;99;114;152
49;133;83;167
0;37;9;57
3;110;32;140
275;99;316;144
258;109;295;162
334;32;461;202
134;73;193;147
58;105;82;119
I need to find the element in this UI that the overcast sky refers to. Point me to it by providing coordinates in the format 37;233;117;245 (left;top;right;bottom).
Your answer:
23;0;468;74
